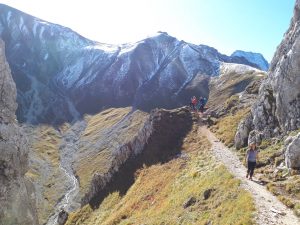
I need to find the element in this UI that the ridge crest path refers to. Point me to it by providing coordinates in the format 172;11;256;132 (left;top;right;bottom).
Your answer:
199;125;300;225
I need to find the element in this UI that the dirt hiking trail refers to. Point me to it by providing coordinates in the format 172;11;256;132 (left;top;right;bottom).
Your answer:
199;125;300;225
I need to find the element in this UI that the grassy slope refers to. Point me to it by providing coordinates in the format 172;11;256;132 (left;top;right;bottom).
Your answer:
207;69;264;110
75;107;149;198
211;105;250;147
66;124;255;225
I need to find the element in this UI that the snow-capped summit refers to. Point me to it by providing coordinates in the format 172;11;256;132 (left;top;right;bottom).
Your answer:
231;50;269;71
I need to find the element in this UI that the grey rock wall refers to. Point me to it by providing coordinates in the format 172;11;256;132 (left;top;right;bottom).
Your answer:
0;39;38;225
235;0;300;151
252;0;300;135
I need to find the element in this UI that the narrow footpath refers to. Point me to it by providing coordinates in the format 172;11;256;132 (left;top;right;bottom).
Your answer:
199;125;300;225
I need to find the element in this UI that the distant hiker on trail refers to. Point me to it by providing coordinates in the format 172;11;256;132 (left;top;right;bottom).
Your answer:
198;96;207;113
203;97;207;107
245;142;259;180
190;96;197;111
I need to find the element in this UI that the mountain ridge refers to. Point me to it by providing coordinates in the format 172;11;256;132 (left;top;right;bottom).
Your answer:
0;4;269;125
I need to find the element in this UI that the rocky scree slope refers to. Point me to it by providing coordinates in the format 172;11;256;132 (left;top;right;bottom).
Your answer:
0;38;38;225
0;4;268;124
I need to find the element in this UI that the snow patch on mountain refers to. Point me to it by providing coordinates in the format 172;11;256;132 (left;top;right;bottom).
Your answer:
119;43;139;55
220;62;259;76
85;43;119;53
6;10;12;23
19;16;24;30
231;50;269;71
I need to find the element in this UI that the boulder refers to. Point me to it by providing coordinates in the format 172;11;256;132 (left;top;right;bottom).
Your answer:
285;133;300;169
235;114;253;149
183;197;197;209
248;130;263;146
203;188;215;200
57;209;68;225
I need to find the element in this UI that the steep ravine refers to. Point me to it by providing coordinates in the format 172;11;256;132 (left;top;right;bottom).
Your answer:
46;120;86;225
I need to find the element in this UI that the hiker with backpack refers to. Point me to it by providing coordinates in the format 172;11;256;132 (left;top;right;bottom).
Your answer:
198;96;207;113
245;142;259;180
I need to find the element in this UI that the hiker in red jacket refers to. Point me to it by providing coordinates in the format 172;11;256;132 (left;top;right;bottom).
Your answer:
190;96;197;111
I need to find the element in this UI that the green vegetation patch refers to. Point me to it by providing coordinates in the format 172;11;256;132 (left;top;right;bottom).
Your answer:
211;107;251;147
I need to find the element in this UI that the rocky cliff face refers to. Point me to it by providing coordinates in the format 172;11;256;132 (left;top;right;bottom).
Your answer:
0;4;268;124
252;0;300;136
235;1;300;158
0;39;38;225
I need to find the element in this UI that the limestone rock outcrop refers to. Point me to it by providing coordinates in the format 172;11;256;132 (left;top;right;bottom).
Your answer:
0;40;17;124
285;133;300;169
234;114;253;149
252;0;300;135
0;39;38;225
235;0;300;150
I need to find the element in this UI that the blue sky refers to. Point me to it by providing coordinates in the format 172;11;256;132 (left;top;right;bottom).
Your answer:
1;0;295;61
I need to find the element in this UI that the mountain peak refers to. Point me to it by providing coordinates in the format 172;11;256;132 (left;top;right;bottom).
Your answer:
231;50;269;71
144;31;179;42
